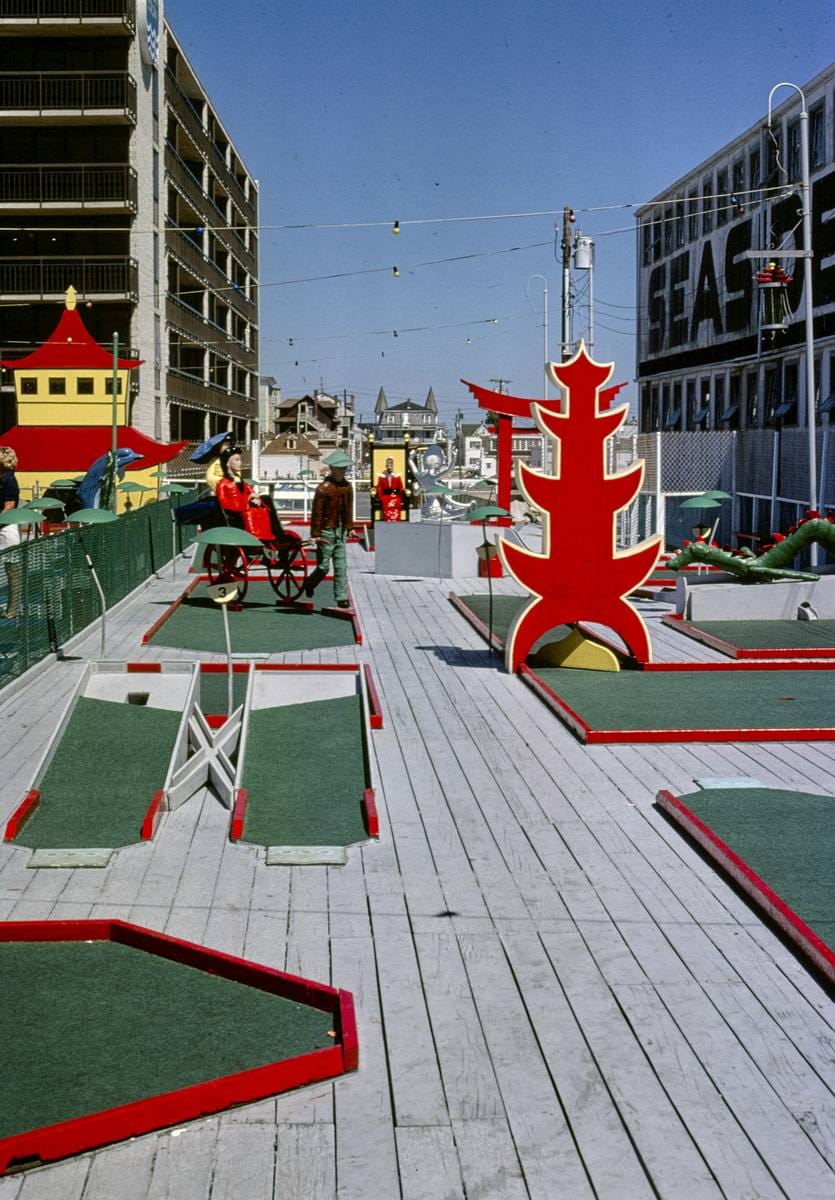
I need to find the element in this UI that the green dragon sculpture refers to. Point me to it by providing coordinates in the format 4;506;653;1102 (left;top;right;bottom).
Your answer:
668;512;835;583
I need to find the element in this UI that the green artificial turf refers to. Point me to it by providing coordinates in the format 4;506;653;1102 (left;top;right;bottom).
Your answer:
0;939;333;1139
456;594;572;650
677;788;835;943
242;696;368;846
198;668;250;716
19;698;181;849
532;666;835;731
149;580;354;653
692;620;835;650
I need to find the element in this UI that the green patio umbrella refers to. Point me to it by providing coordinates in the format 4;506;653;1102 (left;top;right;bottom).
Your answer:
0;508;34;526
192;527;263;549
25;497;66;512
22;497;66;536
467;504;511;656
68;508;119;656
702;489;733;501
679;494;722;509
117;480;152;510
679;494;722;542
49;479;82;490
192;527;264;714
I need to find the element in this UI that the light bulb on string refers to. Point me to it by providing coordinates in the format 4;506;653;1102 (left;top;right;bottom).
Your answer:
392;266;399;277
392;221;400;235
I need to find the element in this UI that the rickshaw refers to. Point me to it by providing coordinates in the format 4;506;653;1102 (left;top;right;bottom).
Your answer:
203;525;309;603
176;494;310;603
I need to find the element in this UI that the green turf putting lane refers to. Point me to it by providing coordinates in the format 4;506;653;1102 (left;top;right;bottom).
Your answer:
525;664;835;742
148;580;356;653
451;593;572;650
0;921;357;1174
657;788;835;982
240;695;369;847
198;665;250;716
17;698;181;849
665;615;835;659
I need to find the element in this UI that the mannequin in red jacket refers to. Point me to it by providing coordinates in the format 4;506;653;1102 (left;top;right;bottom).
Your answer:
215;447;277;541
374;457;405;522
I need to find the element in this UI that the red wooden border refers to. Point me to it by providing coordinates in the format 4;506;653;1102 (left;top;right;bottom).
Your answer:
662;612;835;660
140;789;165;841
656;789;835;985
520;663;835;744
254;663;359;673
363;664;383;729
448;591;503;653
0;920;356;1175
518;665;593;741
640;659;835;674
362;788;379;839
141;576;201;644
230;789;248;842
4;790;40;842
338;990;359;1071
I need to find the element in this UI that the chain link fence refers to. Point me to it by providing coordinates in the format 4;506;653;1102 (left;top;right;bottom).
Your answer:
0;495;195;689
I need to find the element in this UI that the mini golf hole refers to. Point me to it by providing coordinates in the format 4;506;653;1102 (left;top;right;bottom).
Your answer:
777;696;796;701
127;692;150;706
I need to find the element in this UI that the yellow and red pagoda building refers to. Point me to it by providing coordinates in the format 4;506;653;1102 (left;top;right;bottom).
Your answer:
0;287;184;510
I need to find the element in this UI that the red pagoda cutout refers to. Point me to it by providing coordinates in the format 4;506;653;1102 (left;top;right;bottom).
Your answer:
496;344;662;672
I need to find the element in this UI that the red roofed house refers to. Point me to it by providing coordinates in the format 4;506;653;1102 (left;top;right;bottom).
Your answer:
0;287;185;509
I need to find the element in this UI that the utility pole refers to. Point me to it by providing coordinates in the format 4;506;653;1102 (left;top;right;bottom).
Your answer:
561;207;575;360
489;378;511;394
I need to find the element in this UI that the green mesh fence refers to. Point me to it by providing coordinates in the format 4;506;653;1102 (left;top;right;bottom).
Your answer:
0;494;196;689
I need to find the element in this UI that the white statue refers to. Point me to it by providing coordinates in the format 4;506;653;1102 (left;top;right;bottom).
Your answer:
408;443;473;520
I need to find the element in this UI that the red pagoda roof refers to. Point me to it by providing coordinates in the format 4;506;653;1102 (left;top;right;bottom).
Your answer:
2;426;185;470
0;307;142;371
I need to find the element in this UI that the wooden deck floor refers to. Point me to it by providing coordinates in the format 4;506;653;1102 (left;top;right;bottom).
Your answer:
2;552;835;1199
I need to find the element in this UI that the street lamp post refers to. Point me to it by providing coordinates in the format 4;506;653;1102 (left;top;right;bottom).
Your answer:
768;82;818;564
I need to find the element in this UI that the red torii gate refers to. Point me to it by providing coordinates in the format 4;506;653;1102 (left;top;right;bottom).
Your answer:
461;376;626;514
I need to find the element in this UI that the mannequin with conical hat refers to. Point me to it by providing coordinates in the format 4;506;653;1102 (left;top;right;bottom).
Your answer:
305;449;355;608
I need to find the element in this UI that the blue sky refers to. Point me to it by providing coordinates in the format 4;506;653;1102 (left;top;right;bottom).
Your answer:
165;0;833;426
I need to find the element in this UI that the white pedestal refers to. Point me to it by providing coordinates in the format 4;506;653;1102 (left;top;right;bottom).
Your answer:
374;521;501;578
676;569;835;620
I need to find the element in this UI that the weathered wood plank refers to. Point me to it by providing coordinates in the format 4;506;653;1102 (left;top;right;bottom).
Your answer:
395;1126;464;1200
458;929;596;1199
274;1124;335;1200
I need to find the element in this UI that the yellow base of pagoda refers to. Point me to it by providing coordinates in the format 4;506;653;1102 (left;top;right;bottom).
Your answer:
529;627;621;672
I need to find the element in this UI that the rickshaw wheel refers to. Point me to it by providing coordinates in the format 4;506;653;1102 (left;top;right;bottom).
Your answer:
266;532;307;602
205;544;249;601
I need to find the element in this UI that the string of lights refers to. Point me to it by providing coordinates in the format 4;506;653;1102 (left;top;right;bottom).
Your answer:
0;183;793;238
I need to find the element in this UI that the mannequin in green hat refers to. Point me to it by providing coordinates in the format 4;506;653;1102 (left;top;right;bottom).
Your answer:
305;449;355;608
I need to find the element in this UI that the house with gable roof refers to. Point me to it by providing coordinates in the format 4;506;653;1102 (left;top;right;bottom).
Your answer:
373;387;446;445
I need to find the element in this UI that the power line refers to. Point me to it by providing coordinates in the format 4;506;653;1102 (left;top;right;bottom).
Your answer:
0;183;792;237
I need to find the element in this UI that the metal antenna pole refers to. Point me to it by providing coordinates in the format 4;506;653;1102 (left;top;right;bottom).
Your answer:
110;332;119;512
561;208;573;360
769;83;817;564
588;245;594;357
